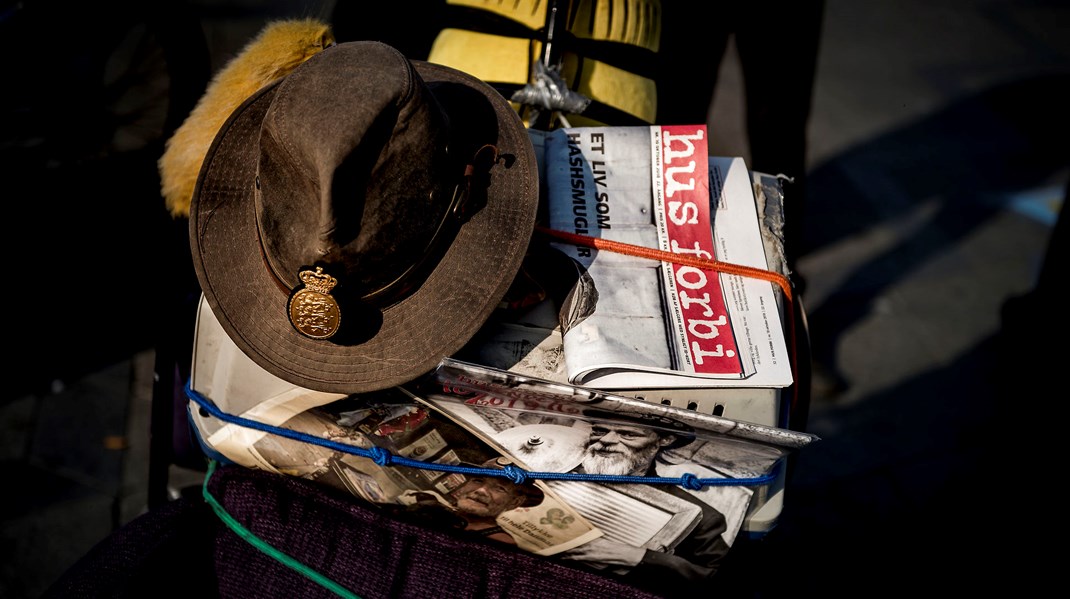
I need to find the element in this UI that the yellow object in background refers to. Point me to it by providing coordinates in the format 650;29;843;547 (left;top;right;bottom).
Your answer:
428;0;661;128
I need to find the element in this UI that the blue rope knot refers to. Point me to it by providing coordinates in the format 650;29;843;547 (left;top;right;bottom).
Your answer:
368;446;393;466
680;473;704;490
502;465;529;485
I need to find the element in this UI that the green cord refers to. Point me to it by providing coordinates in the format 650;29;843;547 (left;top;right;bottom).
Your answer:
201;460;362;599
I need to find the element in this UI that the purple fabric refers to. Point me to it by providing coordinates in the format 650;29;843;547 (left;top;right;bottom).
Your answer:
46;465;674;598
208;465;666;599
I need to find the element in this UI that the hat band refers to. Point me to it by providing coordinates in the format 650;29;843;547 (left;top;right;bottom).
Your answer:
352;143;502;306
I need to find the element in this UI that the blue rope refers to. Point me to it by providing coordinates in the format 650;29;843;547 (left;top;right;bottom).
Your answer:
185;382;778;489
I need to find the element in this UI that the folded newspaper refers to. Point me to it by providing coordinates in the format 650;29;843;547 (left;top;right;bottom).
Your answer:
541;125;794;389
187;296;818;588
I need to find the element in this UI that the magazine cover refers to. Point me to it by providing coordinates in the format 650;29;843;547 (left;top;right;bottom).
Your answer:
543;125;793;389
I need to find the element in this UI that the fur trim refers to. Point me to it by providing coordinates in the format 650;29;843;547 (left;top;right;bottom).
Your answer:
159;18;335;218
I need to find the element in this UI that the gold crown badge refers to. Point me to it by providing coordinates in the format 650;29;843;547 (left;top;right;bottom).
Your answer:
289;266;341;339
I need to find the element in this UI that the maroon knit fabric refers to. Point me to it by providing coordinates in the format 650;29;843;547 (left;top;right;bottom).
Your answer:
208;465;666;599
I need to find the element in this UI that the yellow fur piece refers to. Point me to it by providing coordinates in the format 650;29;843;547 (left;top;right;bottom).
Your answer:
159;18;335;218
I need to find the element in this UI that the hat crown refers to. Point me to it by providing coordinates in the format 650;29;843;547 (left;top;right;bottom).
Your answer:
255;41;456;296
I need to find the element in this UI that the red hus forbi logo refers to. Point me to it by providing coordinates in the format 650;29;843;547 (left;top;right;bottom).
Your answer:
660;125;742;375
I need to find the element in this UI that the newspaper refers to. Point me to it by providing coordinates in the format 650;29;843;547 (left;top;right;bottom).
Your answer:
201;386;604;556
543;125;793;389
432;358;815;451
188;295;600;556
406;358;818;583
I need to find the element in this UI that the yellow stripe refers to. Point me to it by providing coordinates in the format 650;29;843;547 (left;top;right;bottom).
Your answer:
568;0;661;50
429;29;532;85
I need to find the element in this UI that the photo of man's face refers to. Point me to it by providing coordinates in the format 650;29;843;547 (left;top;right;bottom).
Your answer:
581;423;669;476
453;475;525;518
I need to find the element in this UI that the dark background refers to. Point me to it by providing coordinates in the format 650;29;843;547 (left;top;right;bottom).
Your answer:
2;0;1067;596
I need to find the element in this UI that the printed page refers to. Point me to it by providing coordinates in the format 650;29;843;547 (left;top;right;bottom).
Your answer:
545;126;673;382
581;158;794;389
189;297;601;556
205;389;603;556
543;125;793;388
408;365;813;583
710;157;793;386
433;358;817;451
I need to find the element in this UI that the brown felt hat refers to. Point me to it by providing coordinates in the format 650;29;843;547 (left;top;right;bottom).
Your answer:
189;41;538;394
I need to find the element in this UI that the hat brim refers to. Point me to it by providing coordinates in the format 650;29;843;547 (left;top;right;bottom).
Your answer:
190;52;539;394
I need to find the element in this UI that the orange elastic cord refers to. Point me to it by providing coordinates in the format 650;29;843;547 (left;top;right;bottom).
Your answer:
534;225;800;418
